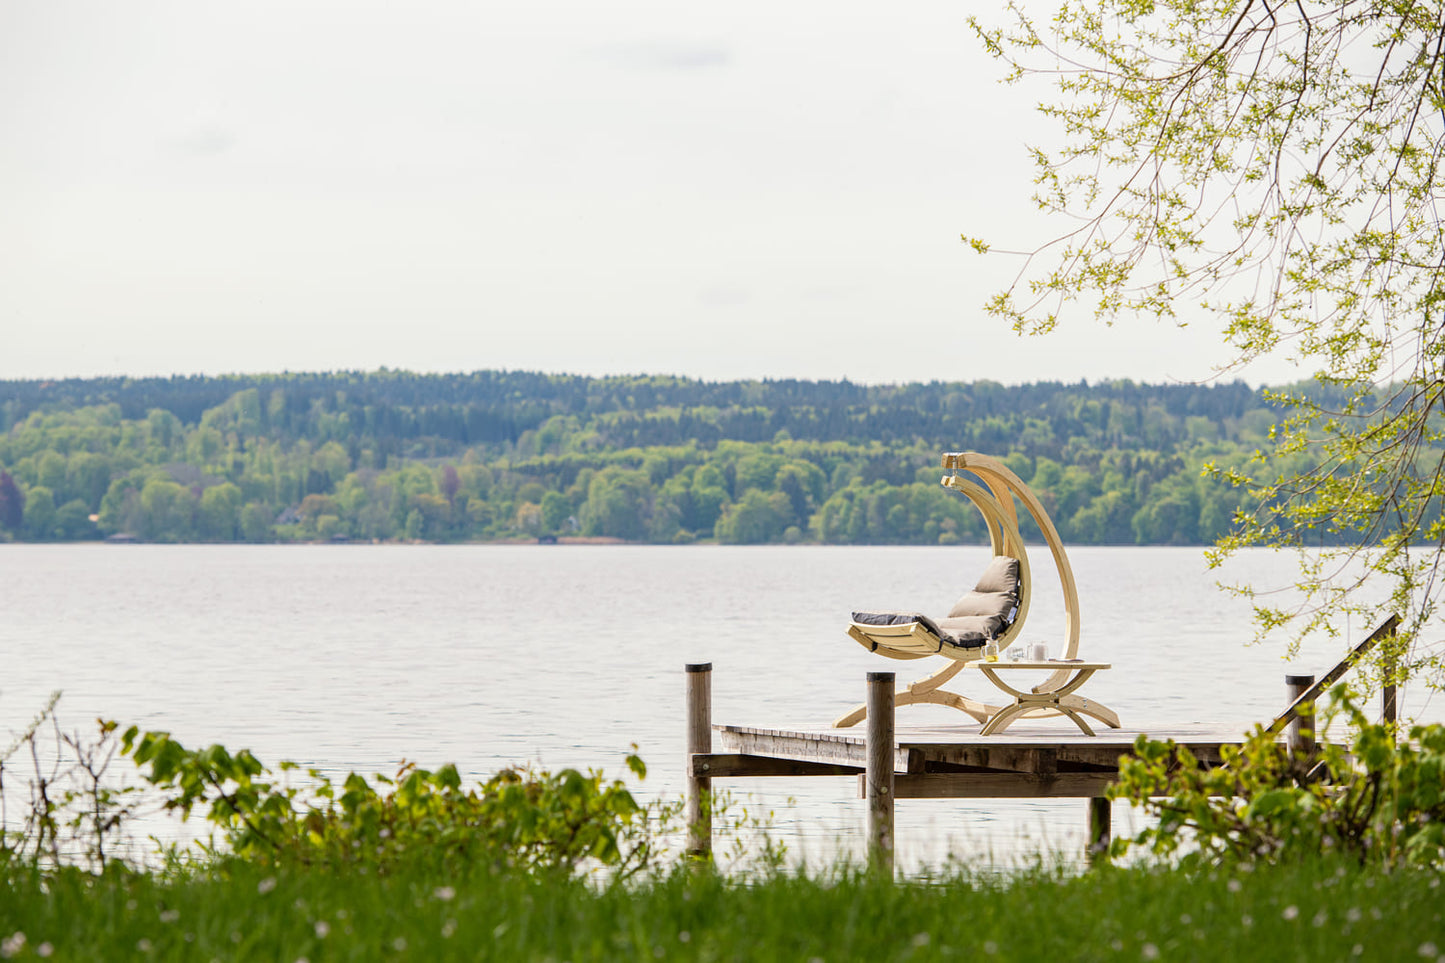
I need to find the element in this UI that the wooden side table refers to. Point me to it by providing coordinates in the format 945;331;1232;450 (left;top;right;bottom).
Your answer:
963;661;1120;736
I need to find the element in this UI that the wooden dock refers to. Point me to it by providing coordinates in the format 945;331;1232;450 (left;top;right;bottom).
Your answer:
684;616;1400;872
710;720;1249;797
685;664;1256;870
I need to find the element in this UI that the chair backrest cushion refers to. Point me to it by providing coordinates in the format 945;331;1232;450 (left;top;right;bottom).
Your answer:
946;555;1021;627
971;555;1022;595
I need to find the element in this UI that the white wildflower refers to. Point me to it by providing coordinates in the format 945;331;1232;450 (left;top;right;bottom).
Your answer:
0;933;25;959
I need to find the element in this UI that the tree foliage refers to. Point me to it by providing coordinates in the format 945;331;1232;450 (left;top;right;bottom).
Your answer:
0;470;22;534
0;372;1299;547
969;0;1445;682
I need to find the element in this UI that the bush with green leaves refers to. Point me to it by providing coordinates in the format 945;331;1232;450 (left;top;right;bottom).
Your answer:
1108;686;1445;869
122;727;660;878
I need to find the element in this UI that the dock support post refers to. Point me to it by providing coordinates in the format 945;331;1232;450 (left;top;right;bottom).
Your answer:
1087;797;1111;865
1286;674;1316;759
685;663;713;860
866;671;895;875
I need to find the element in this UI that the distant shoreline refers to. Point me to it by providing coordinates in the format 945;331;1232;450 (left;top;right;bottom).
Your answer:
0;537;1219;548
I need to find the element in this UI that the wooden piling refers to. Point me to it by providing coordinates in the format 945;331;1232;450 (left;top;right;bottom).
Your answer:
1087;797;1111;865
685;663;713;859
1286;673;1316;758
865;671;895;875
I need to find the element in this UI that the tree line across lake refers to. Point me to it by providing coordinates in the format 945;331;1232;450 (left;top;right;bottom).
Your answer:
0;370;1337;546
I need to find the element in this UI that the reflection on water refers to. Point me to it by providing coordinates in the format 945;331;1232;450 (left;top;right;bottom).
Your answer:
0;544;1430;870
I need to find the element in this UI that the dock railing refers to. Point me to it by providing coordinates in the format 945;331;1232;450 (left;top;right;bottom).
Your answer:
1265;613;1401;740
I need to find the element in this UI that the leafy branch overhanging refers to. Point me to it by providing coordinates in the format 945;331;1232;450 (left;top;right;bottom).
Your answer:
969;0;1445;686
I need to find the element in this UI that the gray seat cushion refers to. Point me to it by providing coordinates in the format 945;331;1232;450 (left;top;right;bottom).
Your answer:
850;555;1022;654
851;610;935;629
850;610;988;652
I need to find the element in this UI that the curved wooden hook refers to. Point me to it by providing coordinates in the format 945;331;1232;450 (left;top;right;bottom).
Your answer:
943;452;1082;693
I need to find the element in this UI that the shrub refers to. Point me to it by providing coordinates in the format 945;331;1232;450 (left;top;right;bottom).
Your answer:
122;728;658;878
1108;686;1445;869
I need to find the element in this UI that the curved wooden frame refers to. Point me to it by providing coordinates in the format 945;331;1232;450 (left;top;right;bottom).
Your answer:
834;451;1108;730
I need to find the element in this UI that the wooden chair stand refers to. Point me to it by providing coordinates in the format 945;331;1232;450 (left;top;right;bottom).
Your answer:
836;451;1119;735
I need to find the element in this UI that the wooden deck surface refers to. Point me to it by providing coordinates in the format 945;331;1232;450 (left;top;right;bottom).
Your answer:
703;721;1263;798
719;720;1255;749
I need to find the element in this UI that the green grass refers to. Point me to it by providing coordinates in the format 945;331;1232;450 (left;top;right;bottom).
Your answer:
3;857;1442;961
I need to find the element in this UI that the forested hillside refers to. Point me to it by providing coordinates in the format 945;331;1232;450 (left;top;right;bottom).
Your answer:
0;371;1296;546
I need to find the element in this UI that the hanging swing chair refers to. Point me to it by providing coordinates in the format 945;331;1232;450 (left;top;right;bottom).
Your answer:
835;451;1120;734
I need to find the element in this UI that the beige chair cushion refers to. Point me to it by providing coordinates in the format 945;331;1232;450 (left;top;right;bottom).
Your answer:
971;555;1022;595
947;555;1021;625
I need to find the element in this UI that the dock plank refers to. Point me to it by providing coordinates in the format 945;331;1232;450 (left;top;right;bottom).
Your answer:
880;772;1119;799
716;721;1259;776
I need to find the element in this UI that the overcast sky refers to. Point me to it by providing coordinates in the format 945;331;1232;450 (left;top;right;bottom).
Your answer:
0;0;1301;386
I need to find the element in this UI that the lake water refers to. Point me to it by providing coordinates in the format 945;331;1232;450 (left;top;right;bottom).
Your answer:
0;544;1432;871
